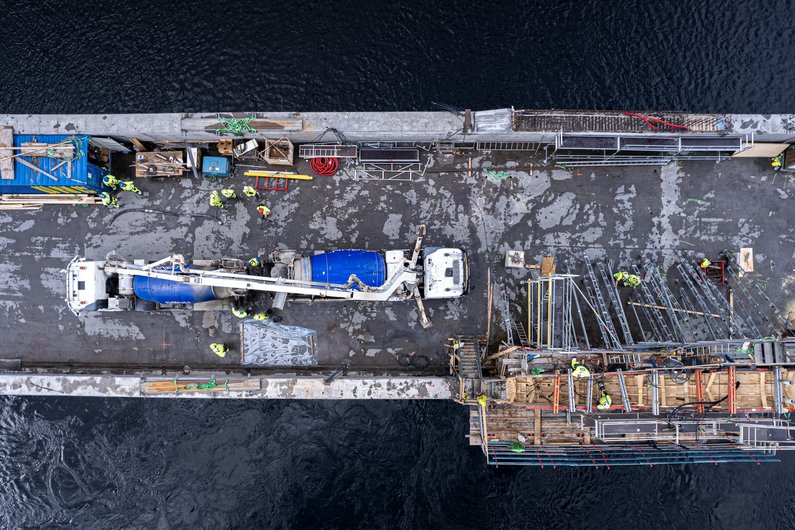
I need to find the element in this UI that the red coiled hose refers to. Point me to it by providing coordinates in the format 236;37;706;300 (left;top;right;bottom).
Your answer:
310;157;339;176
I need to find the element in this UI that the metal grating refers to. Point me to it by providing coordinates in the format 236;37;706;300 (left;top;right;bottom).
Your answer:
487;443;778;467
298;144;358;159
513;109;724;133
476;141;538;151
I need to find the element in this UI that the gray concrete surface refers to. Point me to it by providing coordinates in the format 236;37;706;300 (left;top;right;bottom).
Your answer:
0;148;793;377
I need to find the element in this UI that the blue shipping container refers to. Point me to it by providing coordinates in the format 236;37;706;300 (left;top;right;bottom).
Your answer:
0;134;108;195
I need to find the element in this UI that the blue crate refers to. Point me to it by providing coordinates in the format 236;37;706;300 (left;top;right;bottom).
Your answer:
202;156;231;178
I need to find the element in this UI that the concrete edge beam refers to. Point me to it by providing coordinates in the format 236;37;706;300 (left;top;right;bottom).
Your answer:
0;373;456;400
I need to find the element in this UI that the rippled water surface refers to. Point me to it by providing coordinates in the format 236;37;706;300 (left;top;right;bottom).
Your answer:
1;0;795;528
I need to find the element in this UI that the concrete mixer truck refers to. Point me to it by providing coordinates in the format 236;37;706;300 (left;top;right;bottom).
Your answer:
64;225;467;328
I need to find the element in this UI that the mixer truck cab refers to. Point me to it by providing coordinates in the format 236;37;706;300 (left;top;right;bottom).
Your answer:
421;247;467;299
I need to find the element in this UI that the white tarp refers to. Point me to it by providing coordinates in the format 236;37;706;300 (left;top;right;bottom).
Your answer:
241;320;317;366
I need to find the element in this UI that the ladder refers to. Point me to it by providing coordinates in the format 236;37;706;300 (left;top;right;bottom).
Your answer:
598;260;634;345
616;369;632;412
693;259;755;337
581;270;613;348
680;260;733;336
455;336;482;396
502;291;514;347
512;321;530;347
675;262;720;340
584;258;623;350
605;352;643;366
651;370;661;416
254;174;288;192
631;264;671;342
567;370;577;412
644;261;688;343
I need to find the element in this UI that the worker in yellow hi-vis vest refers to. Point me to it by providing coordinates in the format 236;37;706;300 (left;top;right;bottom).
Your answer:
118;181;141;194
210;343;229;358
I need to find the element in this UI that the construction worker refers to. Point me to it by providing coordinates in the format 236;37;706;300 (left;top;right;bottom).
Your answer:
614;271;641;287
102;174;119;190
210;343;229;358
243;185;259;198
477;393;488;408
597;380;612;411
571;358;591;378
256;204;271;221
231;304;248;319
220;188;236;200
252;312;269;321
700;257;712;270
99;191;118;208
210;190;224;208
451;338;463;351
249;257;264;267
772;154;784;171
118;181;141;194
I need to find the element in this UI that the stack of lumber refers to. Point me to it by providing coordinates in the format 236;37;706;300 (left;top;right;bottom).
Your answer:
141;377;261;394
0;193;101;210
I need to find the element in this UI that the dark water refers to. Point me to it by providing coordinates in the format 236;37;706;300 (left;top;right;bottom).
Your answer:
2;1;795;528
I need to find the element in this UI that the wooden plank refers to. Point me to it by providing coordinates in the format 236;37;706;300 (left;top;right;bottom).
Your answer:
16;157;58;181
0;204;41;210
627;301;720;318
19;142;74;159
636;374;644;407
739;247;754;276
659;377;667;407
728;366;737;414
0;126;13;180
759;372;768;409
553;372;560;413
505;378;516;402
540;256;556;276
695;370;704;414
129;137;147;152
483;345;519;363
705;371;718;401
533;409;542;445
142;378;260;394
0;194;100;205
